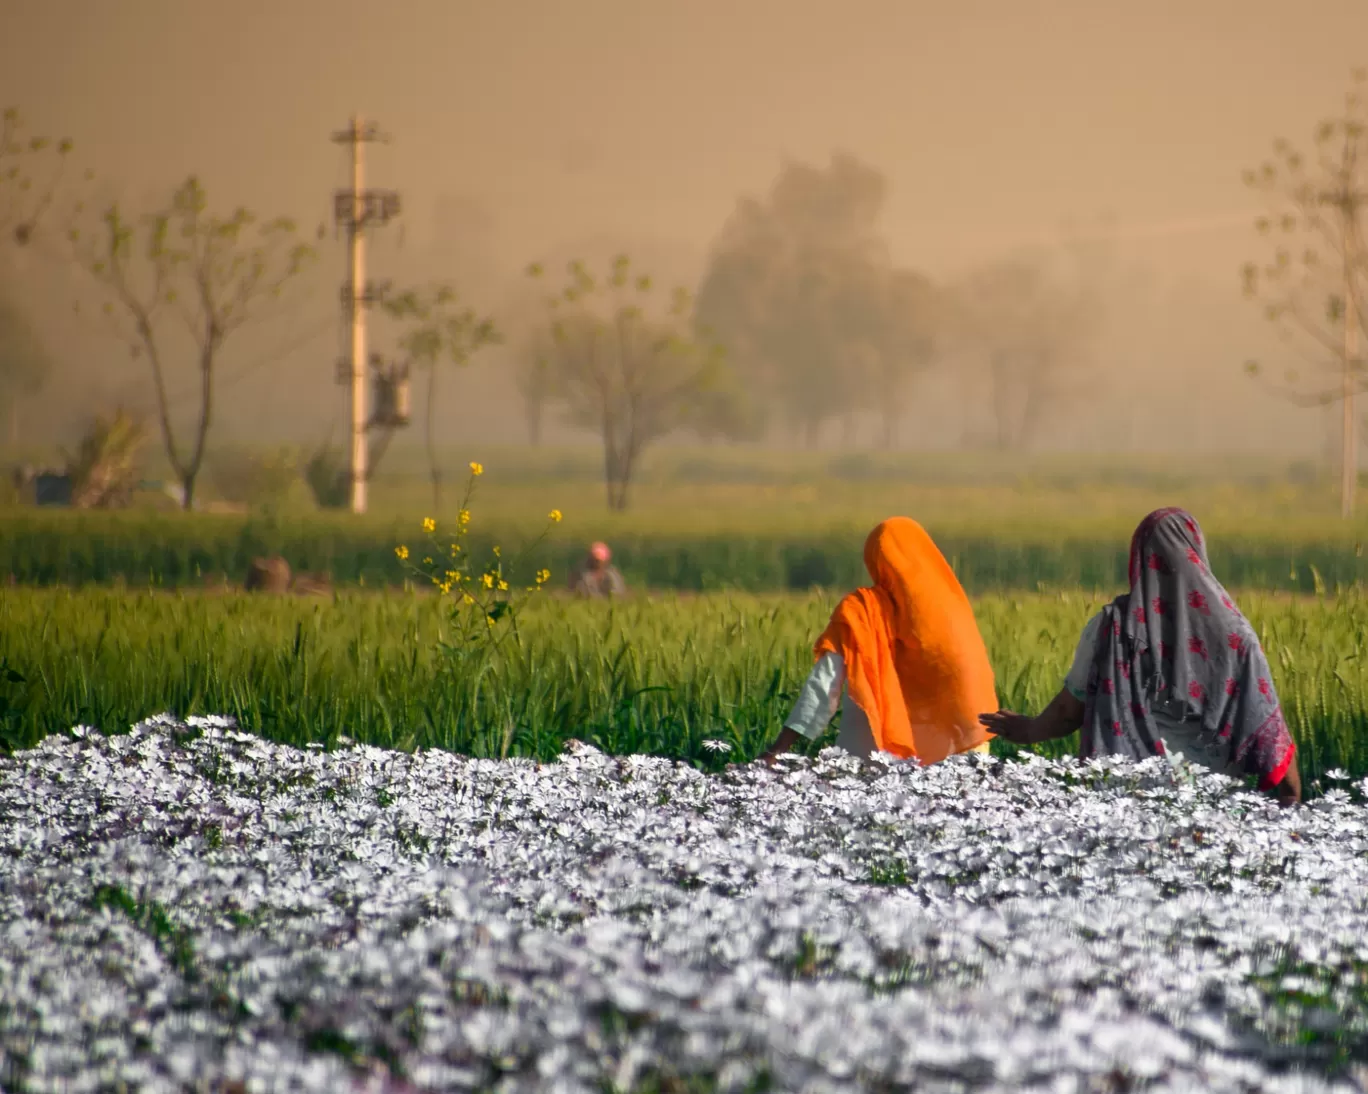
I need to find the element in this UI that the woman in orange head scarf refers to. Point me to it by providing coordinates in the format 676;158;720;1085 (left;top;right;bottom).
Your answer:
760;517;998;765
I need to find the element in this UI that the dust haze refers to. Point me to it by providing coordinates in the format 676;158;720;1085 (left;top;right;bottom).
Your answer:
2;0;1365;463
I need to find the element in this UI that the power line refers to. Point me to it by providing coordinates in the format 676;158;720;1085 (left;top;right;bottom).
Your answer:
153;313;337;412
215;314;337;392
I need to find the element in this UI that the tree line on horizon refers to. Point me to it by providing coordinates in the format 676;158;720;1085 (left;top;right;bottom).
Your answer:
1;69;1366;513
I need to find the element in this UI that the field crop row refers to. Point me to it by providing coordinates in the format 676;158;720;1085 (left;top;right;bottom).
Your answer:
5;588;1367;788
3;509;1367;593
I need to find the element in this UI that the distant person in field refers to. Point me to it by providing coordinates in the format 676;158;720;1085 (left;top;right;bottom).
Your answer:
569;541;627;599
760;517;998;766
979;508;1302;805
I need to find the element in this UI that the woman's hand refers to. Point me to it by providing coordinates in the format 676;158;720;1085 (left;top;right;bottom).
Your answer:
979;690;1085;747
757;726;802;766
1272;752;1302;807
978;710;1041;745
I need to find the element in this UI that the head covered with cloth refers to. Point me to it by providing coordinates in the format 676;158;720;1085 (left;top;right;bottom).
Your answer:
1079;507;1296;787
811;516;998;764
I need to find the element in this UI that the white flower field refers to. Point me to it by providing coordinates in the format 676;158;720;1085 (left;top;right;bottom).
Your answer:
3;717;1368;1093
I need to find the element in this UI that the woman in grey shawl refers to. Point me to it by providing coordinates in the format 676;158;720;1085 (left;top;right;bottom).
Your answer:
979;508;1301;805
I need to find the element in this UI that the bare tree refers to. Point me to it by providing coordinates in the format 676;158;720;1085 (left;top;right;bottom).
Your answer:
529;255;735;511
1242;67;1368;518
381;283;499;510
504;318;556;446
493;282;563;446
78;177;315;510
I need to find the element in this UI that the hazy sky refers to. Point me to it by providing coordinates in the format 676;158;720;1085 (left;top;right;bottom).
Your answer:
3;0;1367;454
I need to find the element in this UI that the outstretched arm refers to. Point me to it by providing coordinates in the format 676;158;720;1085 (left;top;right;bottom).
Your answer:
978;689;1085;746
760;652;844;765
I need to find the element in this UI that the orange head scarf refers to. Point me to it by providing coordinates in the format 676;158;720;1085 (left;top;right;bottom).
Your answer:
814;517;998;764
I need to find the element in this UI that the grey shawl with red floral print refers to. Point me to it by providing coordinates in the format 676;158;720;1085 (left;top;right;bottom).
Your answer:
1079;508;1296;788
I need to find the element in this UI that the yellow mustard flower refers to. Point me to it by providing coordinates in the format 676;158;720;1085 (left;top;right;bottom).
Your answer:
548;509;563;523
481;573;495;589
492;545;501;557
395;545;409;561
459;510;471;525
486;615;496;627
422;517;436;533
498;580;509;592
536;568;551;584
469;461;484;476
423;556;433;566
462;593;475;605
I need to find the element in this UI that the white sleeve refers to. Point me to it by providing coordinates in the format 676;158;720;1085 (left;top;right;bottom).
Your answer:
784;651;845;741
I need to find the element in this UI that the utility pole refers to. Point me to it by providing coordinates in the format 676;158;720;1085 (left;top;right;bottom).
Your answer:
1346;232;1360;520
331;115;400;515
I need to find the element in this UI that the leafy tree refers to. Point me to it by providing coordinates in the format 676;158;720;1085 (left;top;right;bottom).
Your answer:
77;177;315;510
528;255;733;511
830;262;940;448
695;153;934;447
304;433;350;511
381;283;499;510
62;408;147;509
948;250;1100;451
1;107;83;252
1241;67;1368;517
682;356;764;445
884;271;943;447
0;291;50;447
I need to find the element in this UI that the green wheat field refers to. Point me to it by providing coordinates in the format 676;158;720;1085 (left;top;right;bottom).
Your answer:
7;448;1368;791
6;585;1366;789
